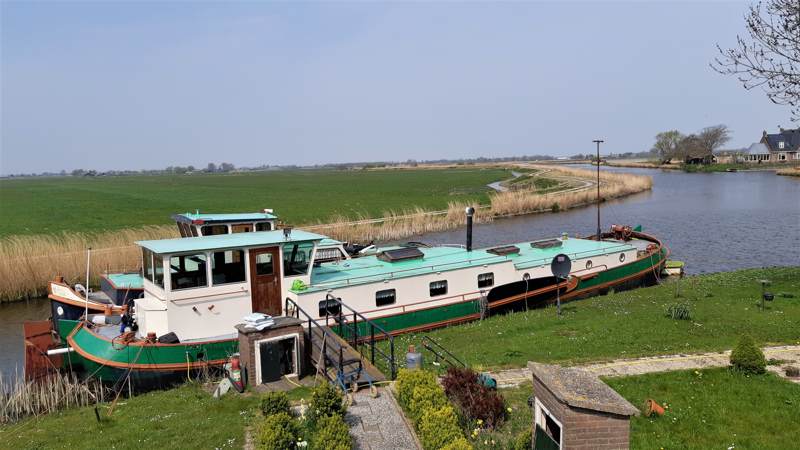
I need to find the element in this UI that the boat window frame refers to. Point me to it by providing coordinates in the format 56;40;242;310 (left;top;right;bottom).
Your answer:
429;280;448;297
375;289;397;307
210;249;247;286
169;252;209;291
283;241;315;277
255;221;273;232
477;272;494;288
142;248;154;283
201;224;229;236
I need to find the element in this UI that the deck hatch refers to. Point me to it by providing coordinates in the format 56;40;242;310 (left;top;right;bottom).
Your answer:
487;245;520;256
377;247;424;262
531;239;562;249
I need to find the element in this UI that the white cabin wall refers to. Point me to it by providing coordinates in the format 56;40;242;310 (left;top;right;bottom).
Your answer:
166;288;251;340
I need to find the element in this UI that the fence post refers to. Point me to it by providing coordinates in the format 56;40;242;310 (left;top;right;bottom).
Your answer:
370;325;375;364
390;337;396;379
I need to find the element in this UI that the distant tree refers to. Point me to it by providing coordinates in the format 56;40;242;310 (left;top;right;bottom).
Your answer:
651;130;684;163
187;165;196;172
206;163;217;173
713;0;800;119
219;162;235;172
71;169;85;176
697;125;731;154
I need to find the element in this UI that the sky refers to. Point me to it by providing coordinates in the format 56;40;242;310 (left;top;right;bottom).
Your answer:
0;1;790;174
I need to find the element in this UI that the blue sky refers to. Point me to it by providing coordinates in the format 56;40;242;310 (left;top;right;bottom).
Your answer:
0;1;788;174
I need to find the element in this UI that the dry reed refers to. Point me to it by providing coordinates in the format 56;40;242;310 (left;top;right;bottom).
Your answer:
1;165;651;303
0;371;106;424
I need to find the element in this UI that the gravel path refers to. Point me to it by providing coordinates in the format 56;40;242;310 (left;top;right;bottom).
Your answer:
490;344;800;387
345;387;420;450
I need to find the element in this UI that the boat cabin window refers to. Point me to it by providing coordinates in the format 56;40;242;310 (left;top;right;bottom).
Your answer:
142;248;154;283
478;272;494;288
153;257;165;289
255;253;274;275
256;222;273;231
376;289;396;307
231;224;252;233
283;242;314;277
318;299;341;317
201;225;228;236
211;250;246;285
315;247;345;263
430;280;448;297
170;253;208;290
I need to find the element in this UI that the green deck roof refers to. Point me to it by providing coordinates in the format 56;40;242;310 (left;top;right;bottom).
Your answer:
138;229;325;254
302;238;634;293
104;273;143;289
173;212;278;224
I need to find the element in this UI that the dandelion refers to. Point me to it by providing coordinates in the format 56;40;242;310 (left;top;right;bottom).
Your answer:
507;407;513;413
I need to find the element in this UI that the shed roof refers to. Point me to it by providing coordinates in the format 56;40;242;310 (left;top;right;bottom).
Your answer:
528;362;639;417
137;229;325;254
172;212;277;224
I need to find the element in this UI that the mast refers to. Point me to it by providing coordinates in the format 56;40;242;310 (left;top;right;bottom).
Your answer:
593;139;604;240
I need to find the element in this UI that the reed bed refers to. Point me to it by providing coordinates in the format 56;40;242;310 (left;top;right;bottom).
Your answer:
0;165;650;303
0;226;177;302
776;167;800;177
0;371;106;424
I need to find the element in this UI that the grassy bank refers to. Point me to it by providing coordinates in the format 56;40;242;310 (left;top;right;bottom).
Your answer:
777;167;800;177
607;368;800;449
386;267;800;370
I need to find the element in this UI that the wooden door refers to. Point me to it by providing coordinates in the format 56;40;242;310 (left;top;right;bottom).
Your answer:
249;247;282;315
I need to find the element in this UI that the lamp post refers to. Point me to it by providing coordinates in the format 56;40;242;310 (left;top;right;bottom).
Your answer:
593;139;604;240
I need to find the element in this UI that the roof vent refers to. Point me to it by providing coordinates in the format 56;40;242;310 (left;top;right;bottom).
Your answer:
378;247;424;262
531;239;562;249
487;245;520;256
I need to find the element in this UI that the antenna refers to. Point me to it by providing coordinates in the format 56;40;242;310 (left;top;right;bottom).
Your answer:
550;253;572;316
593;139;604;240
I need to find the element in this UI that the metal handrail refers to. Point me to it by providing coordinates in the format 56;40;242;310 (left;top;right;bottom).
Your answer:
421;336;466;369
322;294;397;379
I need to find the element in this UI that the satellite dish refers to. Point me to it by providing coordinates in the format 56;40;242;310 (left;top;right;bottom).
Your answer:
550;254;572;279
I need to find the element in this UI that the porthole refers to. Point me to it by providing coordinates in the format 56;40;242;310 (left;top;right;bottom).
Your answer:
585;260;593;270
619;253;626;262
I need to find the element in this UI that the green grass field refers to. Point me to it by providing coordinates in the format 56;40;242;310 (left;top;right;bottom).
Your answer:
387;267;800;370
0;168;512;236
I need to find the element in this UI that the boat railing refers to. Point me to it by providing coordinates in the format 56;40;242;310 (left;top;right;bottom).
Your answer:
322;294;397;380
421;336;467;369
353;290;482;316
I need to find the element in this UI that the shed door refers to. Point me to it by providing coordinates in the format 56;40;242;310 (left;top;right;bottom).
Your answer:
249;247;282;315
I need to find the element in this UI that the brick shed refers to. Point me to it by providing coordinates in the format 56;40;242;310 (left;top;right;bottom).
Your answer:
237;317;305;388
528;362;639;450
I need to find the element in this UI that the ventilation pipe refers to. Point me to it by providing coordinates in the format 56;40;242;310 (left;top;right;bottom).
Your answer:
465;207;475;251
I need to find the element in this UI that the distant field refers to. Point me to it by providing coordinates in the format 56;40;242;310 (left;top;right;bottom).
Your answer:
0;168;511;236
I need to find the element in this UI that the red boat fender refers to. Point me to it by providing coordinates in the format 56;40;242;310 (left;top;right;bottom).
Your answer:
229;356;244;393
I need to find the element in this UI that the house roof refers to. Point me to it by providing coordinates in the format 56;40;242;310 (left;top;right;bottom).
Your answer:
747;143;770;155
763;129;800;152
172;212;277;224
528;362;640;416
137;229;325;254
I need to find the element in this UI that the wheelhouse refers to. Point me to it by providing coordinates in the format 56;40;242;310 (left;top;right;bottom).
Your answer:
172;210;279;237
134;229;325;342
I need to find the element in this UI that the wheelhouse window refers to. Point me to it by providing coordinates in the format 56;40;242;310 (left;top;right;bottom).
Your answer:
170;253;208;290
376;289;396;307
142;248;154;283
283;242;314;277
256;222;273;231
231;224;252;233
211;250;246;285
153;256;164;289
477;272;494;288
430;280;448;297
315;247;345;263
201;225;228;236
255;253;274;275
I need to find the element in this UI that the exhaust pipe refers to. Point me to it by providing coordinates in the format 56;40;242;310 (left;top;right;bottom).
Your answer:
465;207;475;251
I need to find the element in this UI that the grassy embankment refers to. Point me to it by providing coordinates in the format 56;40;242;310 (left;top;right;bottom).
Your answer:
478;368;800;450
777;166;800;177
385;267;800;370
0;166;652;302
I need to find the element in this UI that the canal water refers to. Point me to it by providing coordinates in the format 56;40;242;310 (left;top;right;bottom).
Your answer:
1;168;798;377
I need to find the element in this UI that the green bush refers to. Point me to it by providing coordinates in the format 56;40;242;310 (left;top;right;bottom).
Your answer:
408;384;449;422
550;202;560;213
730;335;766;374
260;391;290;417
418;405;464;450
396;368;438;407
258;412;300;450
309;382;345;424
441;437;473;450
313;415;352;450
510;430;532;450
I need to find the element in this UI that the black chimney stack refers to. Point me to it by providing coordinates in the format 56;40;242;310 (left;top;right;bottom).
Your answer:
465;206;475;251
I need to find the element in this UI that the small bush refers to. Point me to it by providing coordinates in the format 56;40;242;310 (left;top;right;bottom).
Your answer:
730;335;766;374
258;412;300;450
396;369;439;407
665;303;691;320
313;414;352;450
550;202;560;213
260;391;290;417
418;405;464;450
408;384;449;422
510;430;532;450
441;367;506;429
309;382;345;424
441;437;473;450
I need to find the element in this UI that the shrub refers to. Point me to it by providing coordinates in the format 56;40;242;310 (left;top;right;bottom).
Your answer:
441;367;506;429
550;202;560;213
510;430;532;450
260;391;290;417
418;405;464;450
665;303;691;320
313;414;352;450
441;437;473;450
730;335;766;374
258;412;300;450
408;384;449;422
309;382;345;424
396;368;438;407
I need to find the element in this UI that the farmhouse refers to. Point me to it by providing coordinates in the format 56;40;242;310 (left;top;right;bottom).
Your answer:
745;129;800;163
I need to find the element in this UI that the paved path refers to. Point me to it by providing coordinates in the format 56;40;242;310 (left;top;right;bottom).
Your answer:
345;387;420;450
491;345;800;387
